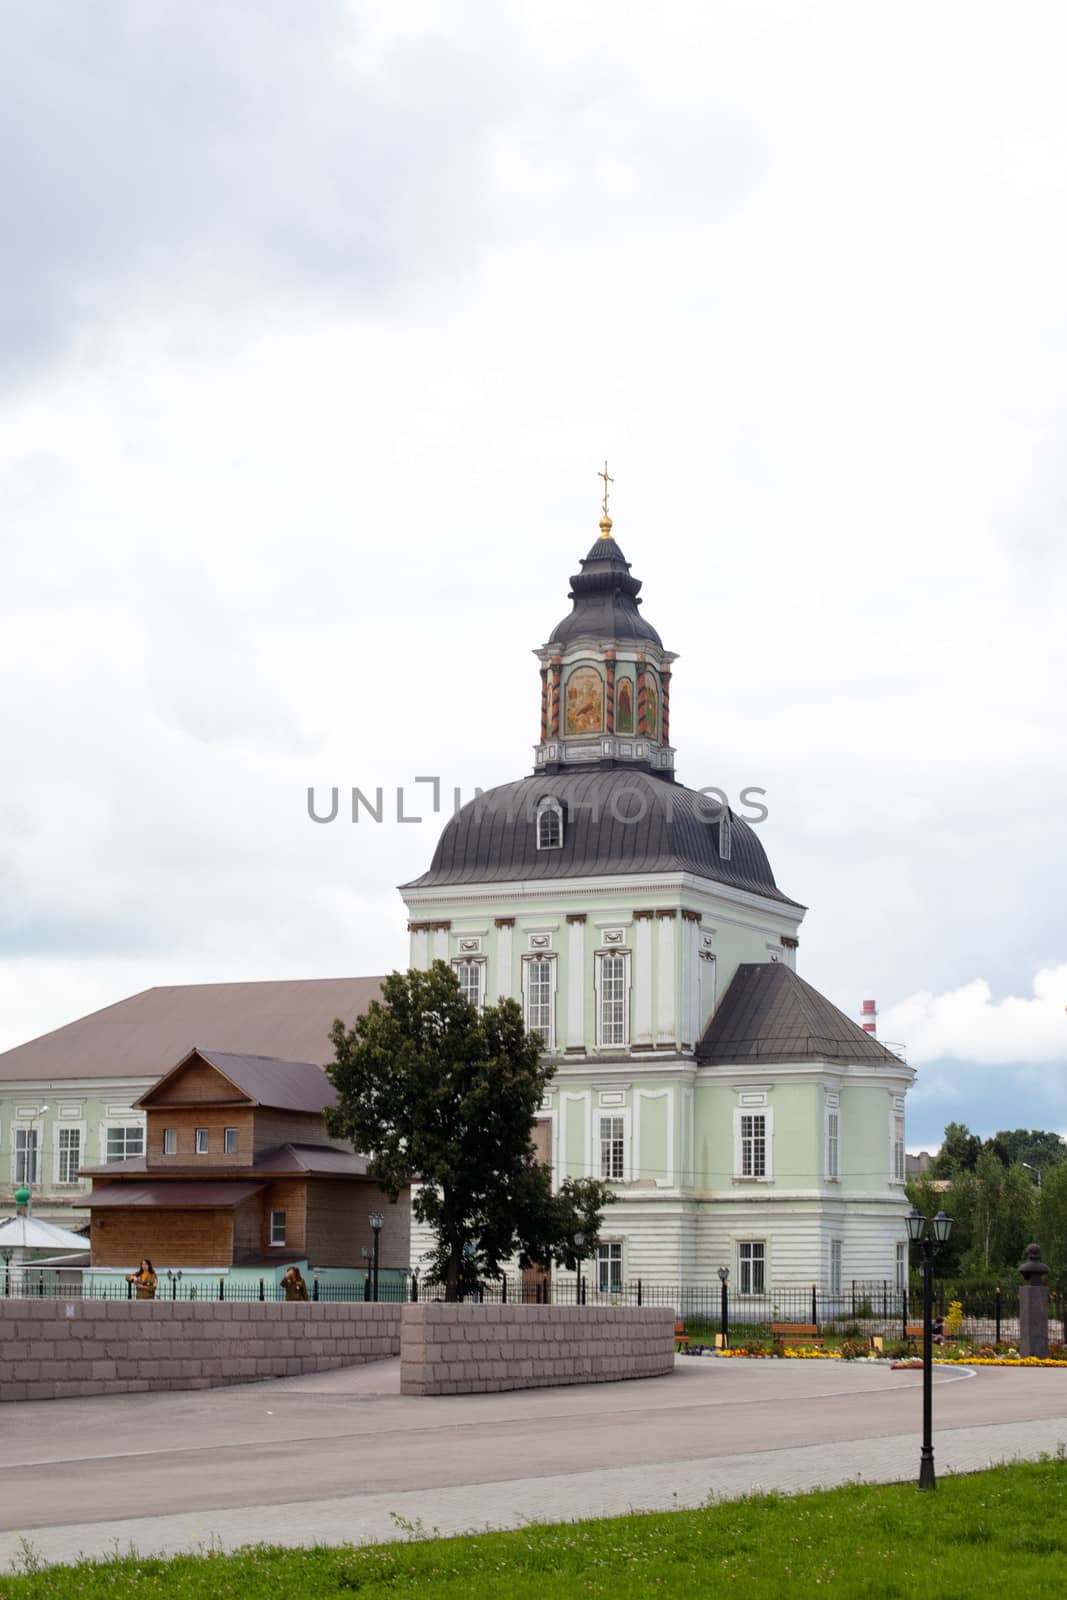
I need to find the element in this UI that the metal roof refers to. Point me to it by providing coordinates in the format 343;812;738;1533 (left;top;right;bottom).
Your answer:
697;963;905;1065
81;1144;368;1180
549;535;663;646
405;769;801;904
87;1181;267;1209
0;976;384;1084
136;1049;339;1114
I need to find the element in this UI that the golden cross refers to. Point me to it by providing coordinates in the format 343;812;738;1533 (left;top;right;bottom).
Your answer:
598;460;614;518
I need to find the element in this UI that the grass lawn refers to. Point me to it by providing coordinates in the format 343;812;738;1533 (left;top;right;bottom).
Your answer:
4;1458;1067;1599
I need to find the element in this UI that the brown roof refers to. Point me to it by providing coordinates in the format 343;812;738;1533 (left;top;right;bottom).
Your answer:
136;1049;339;1114
87;1181;267;1209
82;1144;370;1180
0;976;384;1084
697;963;906;1066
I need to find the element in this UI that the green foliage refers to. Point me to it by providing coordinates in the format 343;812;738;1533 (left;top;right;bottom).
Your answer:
994;1128;1067;1171
6;1460;1067;1598
929;1120;982;1177
326;962;612;1299
1036;1166;1067;1287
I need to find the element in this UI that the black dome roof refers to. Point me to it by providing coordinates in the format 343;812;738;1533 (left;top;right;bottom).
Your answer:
403;770;800;904
549;535;662;646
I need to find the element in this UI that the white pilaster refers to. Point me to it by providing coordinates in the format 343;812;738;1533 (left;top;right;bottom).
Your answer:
432;924;450;962
495;921;513;1000
656;913;676;1046
633;915;653;1046
410;926;430;970
680;916;695;1048
566;916;585;1050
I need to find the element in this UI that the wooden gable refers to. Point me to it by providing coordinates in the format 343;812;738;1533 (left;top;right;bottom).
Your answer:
137;1049;255;1108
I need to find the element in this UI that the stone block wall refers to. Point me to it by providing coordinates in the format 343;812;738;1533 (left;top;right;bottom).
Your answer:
399;1304;675;1395
0;1300;400;1404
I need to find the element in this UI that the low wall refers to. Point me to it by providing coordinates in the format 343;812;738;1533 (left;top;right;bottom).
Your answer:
399;1304;676;1395
0;1300;400;1403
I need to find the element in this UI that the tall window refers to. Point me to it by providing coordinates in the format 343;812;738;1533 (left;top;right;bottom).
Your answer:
738;1240;765;1295
826;1107;840;1180
454;960;484;1010
892;1113;905;1183
106;1125;144;1162
599;1115;625;1180
740;1113;767;1179
597;952;629;1047
195;1128;209;1154
57;1127;81;1185
830;1239;842;1297
597;1241;623;1294
15;1129;39;1185
523;956;555;1045
896;1240;908;1293
536;799;563;850
270;1210;286;1246
224;1127;239;1155
162;1128;177;1155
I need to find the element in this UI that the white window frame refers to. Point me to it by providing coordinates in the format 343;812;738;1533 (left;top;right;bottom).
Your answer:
733;1108;773;1181
105;1124;145;1164
452;957;486;1011
195;1127;209;1155
55;1125;83;1186
522;954;556;1047
896;1240;908;1293
737;1240;766;1296
825;1099;840;1182
596;1240;623;1295
162;1127;177;1155
270;1209;286;1246
224;1127;239;1155
535;798;563;850
13;1127;40;1186
829;1239;843;1297
597;1112;629;1181
595;950;631;1048
890;1105;906;1185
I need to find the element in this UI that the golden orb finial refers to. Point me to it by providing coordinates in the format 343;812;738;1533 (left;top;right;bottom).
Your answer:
597;460;614;539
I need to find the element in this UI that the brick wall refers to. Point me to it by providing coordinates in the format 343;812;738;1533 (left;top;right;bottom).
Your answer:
0;1301;400;1404
399;1304;675;1395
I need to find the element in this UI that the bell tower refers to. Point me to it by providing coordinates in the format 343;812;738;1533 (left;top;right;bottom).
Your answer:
534;466;678;777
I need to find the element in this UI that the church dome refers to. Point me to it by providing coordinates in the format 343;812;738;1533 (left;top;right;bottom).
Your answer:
549;534;662;646
403;769;800;905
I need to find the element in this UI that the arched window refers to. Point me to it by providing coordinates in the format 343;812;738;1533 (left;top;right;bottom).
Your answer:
536;797;563;850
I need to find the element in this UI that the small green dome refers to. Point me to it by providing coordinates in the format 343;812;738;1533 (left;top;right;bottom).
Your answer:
13;1185;31;1206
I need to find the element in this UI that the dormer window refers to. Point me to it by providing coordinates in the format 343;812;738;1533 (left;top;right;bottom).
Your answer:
536;797;563;850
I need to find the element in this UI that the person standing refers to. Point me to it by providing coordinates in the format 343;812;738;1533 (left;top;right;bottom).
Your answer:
127;1259;158;1299
281;1265;309;1302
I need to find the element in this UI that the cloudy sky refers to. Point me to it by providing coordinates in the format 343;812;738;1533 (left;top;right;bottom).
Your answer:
3;1;1065;1148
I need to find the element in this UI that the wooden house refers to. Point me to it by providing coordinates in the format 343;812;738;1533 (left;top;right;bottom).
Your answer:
82;1048;409;1272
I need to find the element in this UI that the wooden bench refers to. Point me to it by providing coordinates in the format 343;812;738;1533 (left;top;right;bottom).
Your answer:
772;1321;823;1348
674;1320;690;1350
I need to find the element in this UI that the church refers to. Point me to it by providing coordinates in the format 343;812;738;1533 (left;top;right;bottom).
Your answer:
401;494;915;1298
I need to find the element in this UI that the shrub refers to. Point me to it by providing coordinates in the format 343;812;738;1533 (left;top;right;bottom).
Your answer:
945;1299;965;1337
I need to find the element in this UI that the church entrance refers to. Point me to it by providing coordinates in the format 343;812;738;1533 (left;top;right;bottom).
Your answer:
522;1117;553;1303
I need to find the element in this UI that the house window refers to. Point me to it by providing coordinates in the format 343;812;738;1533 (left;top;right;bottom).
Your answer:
536;799;563;850
596;952;630;1047
738;1240;765;1296
224;1127;238;1155
896;1241;908;1293
454;959;485;1010
523;956;555;1045
106;1125;145;1162
739;1113;767;1179
15;1129;39;1186
826;1106;840;1180
892;1113;905;1183
195;1128;209;1154
830;1239;843;1297
597;1241;623;1294
57;1127;81;1185
162;1128;177;1155
599;1115;625;1181
270;1210;286;1246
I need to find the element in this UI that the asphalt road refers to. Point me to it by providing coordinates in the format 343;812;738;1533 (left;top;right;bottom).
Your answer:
2;1357;1065;1569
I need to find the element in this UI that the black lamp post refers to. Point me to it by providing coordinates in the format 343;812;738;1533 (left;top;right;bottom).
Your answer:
369;1212;384;1302
906;1207;953;1491
717;1266;730;1348
574;1232;586;1305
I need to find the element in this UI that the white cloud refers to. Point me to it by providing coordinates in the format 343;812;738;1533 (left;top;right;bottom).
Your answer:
882;965;1067;1065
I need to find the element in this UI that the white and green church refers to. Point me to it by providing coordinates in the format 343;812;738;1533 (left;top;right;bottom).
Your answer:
401;508;915;1298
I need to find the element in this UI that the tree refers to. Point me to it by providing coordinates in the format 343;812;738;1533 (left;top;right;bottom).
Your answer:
993;1129;1067;1173
326;962;614;1300
1036;1166;1067;1288
929;1121;982;1178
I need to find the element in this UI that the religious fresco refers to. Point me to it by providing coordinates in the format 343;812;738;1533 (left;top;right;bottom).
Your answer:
645;678;659;738
565;666;604;734
615;677;634;733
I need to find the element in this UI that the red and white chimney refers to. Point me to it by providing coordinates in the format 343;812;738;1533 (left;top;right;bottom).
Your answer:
861;998;878;1036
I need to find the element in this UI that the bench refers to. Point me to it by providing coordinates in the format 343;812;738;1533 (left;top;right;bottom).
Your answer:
772;1322;823;1348
905;1324;924;1340
674;1320;690;1350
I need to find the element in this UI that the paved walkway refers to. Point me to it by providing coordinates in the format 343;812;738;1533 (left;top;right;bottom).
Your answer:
2;1357;1066;1570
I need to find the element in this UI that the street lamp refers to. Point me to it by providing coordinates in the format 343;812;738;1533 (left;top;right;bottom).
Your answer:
717;1266;730;1348
1022;1163;1042;1190
906;1207;954;1491
574;1232;586;1306
369;1211;384;1303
